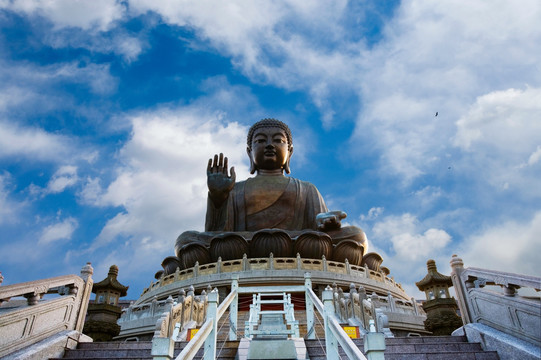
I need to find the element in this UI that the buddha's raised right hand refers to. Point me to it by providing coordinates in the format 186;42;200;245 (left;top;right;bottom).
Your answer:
207;153;236;207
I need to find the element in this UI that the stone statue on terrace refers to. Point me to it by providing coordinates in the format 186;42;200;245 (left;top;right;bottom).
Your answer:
170;118;368;272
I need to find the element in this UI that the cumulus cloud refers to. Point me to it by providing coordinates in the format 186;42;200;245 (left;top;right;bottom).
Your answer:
354;1;541;182
1;0;125;31
0;172;24;224
39;217;78;244
127;0;364;125
371;213;451;261
456;211;541;277
454;87;541;152
362;212;453;298
0;121;71;161
85;107;250;254
45;166;78;194
452;87;541;195
359;207;384;221
0;60;118;102
524;146;541;168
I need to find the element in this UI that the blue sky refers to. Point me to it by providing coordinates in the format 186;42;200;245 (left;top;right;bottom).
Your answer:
1;0;540;299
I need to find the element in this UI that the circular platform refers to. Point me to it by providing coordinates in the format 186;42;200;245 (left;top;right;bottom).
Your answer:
135;254;410;305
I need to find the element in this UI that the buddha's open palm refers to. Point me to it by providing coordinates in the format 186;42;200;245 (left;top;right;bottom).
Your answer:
207;153;236;205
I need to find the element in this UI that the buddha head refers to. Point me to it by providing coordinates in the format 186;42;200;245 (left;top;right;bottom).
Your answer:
247;118;293;174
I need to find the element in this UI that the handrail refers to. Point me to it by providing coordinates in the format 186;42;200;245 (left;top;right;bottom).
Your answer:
156;279;240;360
450;255;541;347
458;266;541;290
175;318;213;360
306;286;324;314
0;274;84;304
308;287;367;360
328;315;366;360
141;254;406;299
0;263;93;358
216;288;237;320
153;274;385;360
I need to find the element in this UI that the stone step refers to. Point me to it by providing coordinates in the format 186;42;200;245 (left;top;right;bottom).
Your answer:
54;336;499;360
52;340;239;360
306;352;499;360
305;336;499;360
385;335;469;344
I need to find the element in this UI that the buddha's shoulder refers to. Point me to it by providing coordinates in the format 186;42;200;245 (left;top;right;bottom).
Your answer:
288;177;319;191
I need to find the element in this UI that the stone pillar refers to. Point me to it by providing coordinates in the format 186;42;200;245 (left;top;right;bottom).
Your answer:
304;273;315;339
203;290;219;360
323;286;339;359
450;255;472;325
229;276;239;340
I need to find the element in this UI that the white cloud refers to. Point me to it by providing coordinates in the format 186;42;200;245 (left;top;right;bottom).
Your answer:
0;121;71;161
360;212;453;299
127;0;363;124
45;165;78;194
456;211;541;277
1;0;125;31
371;213;451;261
0;172;25;224
454;87;541;152
88;107;251;255
354;1;541;182
359;207;384;221
39;217;78;244
0;60;118;99
452;87;541;194
79;177;103;205
525;146;541;167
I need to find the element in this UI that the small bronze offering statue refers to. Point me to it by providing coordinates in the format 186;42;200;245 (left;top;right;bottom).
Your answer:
174;118;367;270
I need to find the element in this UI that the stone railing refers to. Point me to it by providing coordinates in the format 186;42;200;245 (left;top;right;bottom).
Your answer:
0;263;94;358
450;255;541;347
332;283;426;336
152;275;381;360
143;254;404;296
118;286;210;341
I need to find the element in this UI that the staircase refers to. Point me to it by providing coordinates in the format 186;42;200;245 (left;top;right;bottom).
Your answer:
305;335;499;359
52;340;240;360
51;335;499;360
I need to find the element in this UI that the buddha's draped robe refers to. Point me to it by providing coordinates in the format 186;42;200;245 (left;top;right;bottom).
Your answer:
205;177;328;232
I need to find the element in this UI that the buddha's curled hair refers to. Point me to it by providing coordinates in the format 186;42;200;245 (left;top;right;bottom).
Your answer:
247;118;292;150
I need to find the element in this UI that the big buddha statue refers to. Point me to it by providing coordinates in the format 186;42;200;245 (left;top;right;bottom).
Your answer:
172;119;368;271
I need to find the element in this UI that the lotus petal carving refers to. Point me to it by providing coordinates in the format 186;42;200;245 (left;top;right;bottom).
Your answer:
178;243;211;269
161;256;182;275
332;239;364;265
362;252;384;271
294;231;333;260
250;229;292;258
210;233;249;261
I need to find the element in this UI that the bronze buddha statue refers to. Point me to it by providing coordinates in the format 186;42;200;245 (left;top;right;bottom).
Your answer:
174;118;367;270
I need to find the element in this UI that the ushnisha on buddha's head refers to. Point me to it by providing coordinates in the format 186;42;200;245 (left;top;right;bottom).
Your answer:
246;118;294;175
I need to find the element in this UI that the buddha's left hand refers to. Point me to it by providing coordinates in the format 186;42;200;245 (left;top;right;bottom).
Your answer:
316;211;347;231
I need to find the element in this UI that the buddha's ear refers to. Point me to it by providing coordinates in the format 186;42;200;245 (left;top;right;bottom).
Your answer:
247;147;257;174
284;146;293;174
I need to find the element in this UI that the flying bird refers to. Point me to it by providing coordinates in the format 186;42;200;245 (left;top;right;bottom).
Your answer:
435;112;438;117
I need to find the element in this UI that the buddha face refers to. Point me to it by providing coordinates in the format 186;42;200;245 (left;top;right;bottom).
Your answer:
248;126;292;173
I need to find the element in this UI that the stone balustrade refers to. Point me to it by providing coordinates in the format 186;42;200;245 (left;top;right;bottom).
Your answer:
450;255;541;347
142;254;404;299
0;263;93;358
118;286;210;341
333;283;427;336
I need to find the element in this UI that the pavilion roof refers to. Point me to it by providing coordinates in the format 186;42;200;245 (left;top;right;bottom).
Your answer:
416;259;453;290
92;265;129;296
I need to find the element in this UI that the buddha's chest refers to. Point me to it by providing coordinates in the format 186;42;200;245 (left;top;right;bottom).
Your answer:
244;177;292;215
